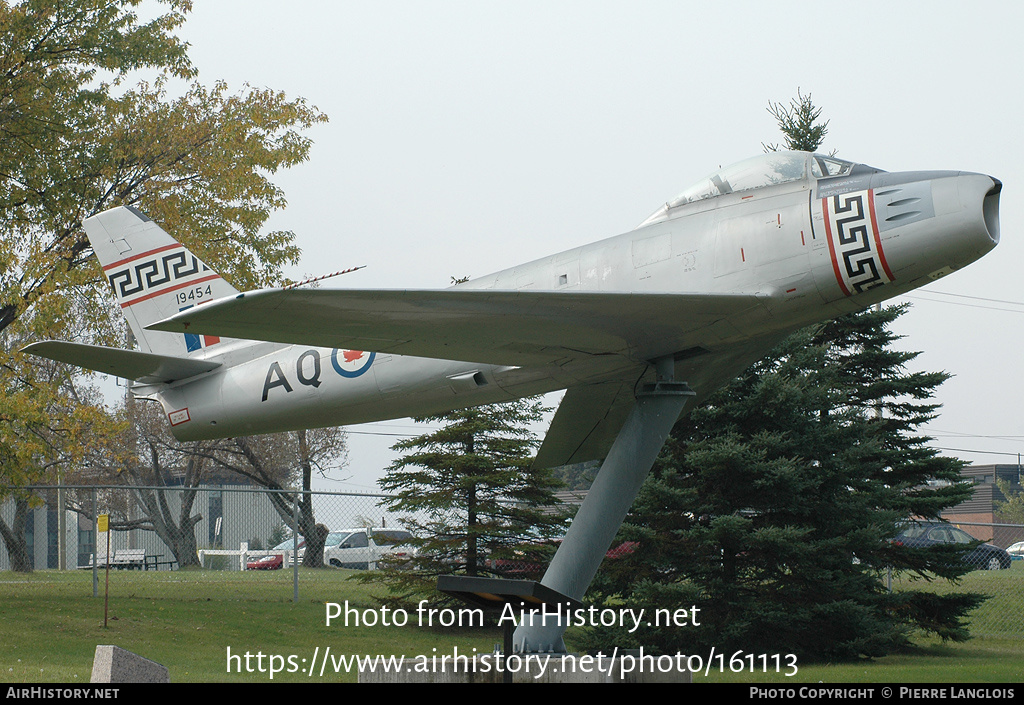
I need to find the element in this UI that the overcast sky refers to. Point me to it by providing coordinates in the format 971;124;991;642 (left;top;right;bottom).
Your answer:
154;1;1024;491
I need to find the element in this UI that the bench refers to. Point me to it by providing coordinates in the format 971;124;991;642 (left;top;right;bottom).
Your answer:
78;550;177;571
143;554;178;571
198;542;251;571
111;549;146;570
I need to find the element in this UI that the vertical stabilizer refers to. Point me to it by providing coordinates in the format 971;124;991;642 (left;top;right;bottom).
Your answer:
85;206;238;357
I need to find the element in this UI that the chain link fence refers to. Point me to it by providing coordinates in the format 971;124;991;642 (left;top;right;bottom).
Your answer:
0;484;410;601
889;520;1024;639
1;485;1022;638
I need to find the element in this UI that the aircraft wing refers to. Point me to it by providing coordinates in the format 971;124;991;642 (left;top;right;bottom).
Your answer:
533;379;638;469
147;288;767;367
22;341;222;384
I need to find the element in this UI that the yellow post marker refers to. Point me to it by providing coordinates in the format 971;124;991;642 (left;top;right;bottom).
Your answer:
98;514;110;628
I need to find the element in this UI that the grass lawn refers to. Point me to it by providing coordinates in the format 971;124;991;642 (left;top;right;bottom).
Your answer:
696;638;1024;683
1;566;1021;683
2;568;500;683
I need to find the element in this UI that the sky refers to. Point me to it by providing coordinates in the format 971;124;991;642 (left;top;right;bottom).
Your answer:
144;1;1024;491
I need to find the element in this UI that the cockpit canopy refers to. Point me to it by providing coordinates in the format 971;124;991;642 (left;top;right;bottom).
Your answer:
638;151;862;228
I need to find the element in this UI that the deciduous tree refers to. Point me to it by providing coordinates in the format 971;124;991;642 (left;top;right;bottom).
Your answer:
995;479;1024;524
81;397;348;568
199;428;348;568
0;0;326;519
0;303;118;571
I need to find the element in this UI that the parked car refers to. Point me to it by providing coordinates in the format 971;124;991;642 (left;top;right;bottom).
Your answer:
246;537;304;570
487;540;639;578
323;528;415;569
893;521;1011;571
1006;541;1024;561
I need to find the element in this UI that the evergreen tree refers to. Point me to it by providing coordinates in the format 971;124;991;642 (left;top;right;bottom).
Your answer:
763;88;829;153
358;398;567;607
582;93;983;661
586;307;981;660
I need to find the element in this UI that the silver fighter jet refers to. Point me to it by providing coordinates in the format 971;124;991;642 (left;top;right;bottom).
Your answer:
26;150;1000;651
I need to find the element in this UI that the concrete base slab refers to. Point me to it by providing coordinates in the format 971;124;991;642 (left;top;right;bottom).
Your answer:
90;645;170;683
358;653;691;684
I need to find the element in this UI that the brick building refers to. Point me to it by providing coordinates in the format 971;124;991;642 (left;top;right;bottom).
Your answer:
941;464;1023;547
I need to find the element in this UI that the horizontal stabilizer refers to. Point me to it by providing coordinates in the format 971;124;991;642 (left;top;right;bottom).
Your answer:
148;287;767;367
22;341;222;384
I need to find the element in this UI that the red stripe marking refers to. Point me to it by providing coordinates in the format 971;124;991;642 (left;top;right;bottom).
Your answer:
740;247;745;262
786;288;796;293
103;243;182;272
867;189;895;281
203;335;221;347
801;230;805;246
118;273;222;308
822;197;852;297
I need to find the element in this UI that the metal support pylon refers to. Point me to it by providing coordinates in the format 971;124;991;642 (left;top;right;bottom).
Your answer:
513;357;694;653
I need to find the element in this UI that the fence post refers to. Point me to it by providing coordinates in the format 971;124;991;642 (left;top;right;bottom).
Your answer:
92;487;98;598
293;491;299;603
57;481;66;570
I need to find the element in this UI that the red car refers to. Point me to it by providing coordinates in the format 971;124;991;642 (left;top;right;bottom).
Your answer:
488;541;638;578
246;538;305;570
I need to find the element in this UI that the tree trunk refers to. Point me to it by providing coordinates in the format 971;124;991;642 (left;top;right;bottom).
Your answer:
0;497;33;573
296;430;328;568
302;522;329;568
166;517;202;568
123;472;203;568
171;484;202;567
465;436;478;576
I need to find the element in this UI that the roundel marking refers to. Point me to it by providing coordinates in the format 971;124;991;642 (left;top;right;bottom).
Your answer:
331;349;375;378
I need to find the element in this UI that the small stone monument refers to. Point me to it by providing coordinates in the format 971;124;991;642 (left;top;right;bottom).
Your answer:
90;645;170;683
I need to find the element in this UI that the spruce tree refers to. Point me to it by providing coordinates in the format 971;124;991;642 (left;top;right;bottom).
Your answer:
357;398;567;607
586;307;981;660
764;88;829;153
582;93;983;661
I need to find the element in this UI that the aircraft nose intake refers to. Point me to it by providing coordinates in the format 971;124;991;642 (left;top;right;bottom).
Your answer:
982;176;1001;246
955;172;1001;251
870;171;1000;290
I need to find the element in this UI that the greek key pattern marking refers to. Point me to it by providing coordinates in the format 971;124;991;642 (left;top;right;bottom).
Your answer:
823;190;894;296
106;246;213;305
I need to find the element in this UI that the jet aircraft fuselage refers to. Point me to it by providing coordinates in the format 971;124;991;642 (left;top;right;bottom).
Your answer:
25;149;1000;653
146;152;1000;452
27;151;1000;469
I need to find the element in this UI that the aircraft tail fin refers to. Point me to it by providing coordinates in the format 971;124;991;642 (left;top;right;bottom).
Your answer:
85;206;238;357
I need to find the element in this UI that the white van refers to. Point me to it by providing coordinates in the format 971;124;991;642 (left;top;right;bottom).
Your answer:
323;528;415;569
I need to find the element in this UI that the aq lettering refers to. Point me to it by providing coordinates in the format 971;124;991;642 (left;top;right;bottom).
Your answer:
262;350;321;402
261;349;371;401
